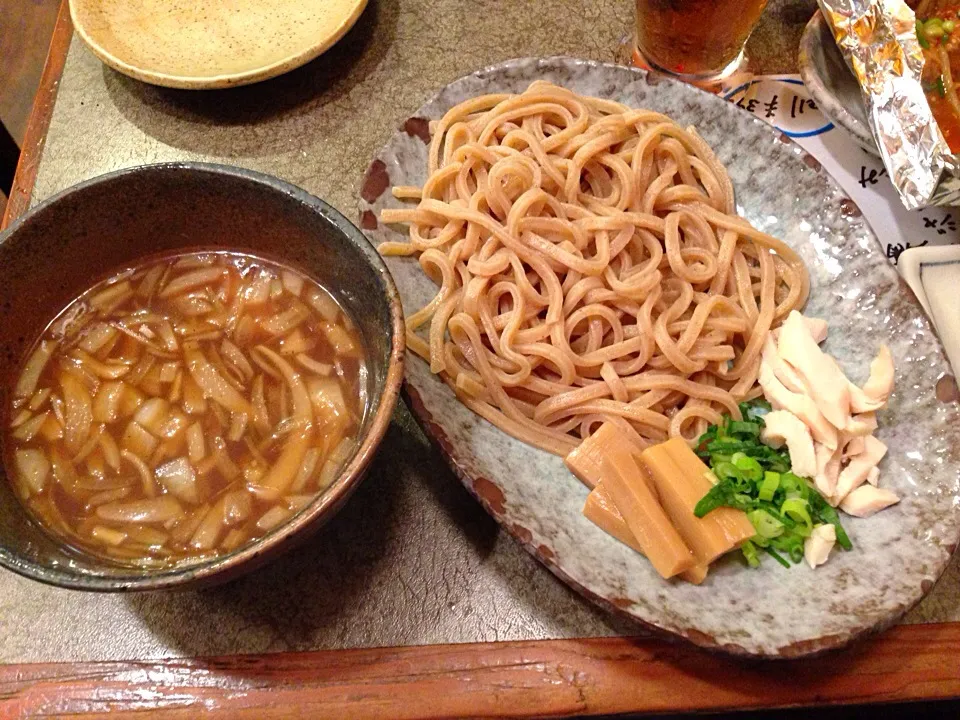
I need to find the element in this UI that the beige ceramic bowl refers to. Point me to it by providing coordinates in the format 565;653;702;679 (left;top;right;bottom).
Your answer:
70;0;368;89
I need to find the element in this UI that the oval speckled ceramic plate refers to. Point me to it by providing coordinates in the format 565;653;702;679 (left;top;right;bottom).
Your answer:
358;57;960;658
70;0;367;89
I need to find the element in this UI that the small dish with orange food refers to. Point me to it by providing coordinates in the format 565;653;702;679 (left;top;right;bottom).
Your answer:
917;2;960;151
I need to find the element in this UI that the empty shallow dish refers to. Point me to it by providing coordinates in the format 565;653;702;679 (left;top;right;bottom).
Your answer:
70;0;368;89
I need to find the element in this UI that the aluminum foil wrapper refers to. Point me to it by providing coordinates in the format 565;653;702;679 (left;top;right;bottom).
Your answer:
819;0;960;208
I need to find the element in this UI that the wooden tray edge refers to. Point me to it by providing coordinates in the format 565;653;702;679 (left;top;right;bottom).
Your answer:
2;626;960;717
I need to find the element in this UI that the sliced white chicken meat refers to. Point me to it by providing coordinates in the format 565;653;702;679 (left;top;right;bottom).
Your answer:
760;410;817;479
778;311;851;430
762;334;805;393
848;383;885;414
862;345;894;402
804;317;829;345
842;436;865;460
758;361;839;450
839;485;900;518
804;523;836;569
834;435;887;504
770;317;827;344
814;442;842;499
844;412;878;437
866;466;880;487
849;346;895;413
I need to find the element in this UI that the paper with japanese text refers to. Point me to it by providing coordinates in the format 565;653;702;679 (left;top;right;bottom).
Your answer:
721;75;959;267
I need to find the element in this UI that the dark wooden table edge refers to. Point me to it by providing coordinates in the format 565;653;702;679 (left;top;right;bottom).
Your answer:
1;0;72;229
2;3;960;717
1;624;959;718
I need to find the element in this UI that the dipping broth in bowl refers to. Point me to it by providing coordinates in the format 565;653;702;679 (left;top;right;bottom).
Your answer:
5;250;367;567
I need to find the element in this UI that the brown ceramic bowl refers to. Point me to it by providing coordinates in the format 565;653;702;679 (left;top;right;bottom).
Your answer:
0;163;404;591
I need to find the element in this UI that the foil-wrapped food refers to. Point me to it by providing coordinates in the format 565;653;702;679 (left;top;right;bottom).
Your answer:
819;0;960;208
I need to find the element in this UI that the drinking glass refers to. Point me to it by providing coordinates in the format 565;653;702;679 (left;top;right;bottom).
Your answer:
635;0;769;81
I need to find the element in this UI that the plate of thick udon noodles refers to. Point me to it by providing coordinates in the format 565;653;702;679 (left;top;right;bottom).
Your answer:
359;57;960;657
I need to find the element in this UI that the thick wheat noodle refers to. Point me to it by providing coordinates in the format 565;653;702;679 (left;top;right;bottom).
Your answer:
379;82;809;455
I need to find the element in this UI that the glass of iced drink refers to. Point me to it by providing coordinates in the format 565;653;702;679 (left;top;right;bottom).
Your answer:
635;0;769;81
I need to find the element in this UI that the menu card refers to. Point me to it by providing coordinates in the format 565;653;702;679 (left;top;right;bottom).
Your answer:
720;75;960;266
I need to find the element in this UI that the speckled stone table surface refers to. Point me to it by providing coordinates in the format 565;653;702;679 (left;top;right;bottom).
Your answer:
2;0;957;664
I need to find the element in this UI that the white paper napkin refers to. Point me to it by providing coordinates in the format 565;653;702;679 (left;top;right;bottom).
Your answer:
899;245;960;375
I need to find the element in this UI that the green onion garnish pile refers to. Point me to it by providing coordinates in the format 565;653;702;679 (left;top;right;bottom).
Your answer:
692;400;852;569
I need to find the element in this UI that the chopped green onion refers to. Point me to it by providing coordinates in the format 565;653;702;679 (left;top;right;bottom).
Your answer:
779;473;798;494
693;399;852;570
809;491;853;551
764;546;791;568
712;461;740;483
944;19;956;32
732;453;763;482
759;471;780;502
780;497;813;531
919;19;931;47
727;420;760;436
741;539;760;568
748;509;784;539
694;482;743;517
739;399;771;421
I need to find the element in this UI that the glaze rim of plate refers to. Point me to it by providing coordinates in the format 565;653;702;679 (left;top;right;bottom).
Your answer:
69;0;368;90
359;56;960;658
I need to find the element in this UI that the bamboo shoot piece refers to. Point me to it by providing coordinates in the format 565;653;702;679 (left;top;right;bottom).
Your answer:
71;350;130;380
28;388;52;412
91;526;128;547
121;421;159;458
222;490;252;526
639;439;755;564
118;384;146;418
306;286;340;321
566;422;642;489
99;431;121;471
185;423;206;463
590;427;695;579
256;506;293;532
79;323;119;354
583;483;708;585
306;377;346;424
